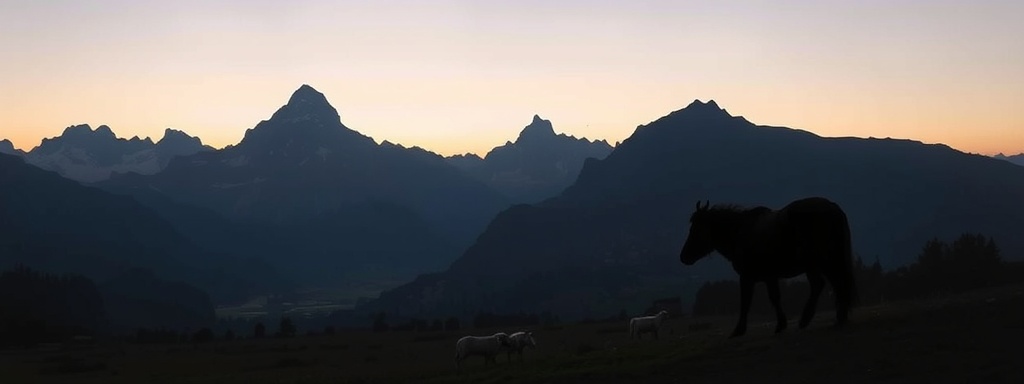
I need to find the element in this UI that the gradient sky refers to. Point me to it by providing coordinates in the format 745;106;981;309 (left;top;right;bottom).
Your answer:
1;0;1022;157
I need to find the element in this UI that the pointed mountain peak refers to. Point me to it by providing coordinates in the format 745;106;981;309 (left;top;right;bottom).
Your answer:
517;114;556;142
287;84;332;109
239;84;376;154
267;84;341;124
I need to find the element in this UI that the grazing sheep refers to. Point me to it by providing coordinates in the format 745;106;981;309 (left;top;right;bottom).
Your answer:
629;310;669;340
505;331;537;362
455;332;511;371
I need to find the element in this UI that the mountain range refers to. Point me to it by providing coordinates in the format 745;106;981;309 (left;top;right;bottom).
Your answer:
994;153;1024;167
7;86;1024;325
446;115;613;204
359;99;1024;322
0;152;285;304
2;85;618;304
96;85;511;288
16;125;212;183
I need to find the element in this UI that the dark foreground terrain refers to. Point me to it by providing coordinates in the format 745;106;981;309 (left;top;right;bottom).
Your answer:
3;283;1023;384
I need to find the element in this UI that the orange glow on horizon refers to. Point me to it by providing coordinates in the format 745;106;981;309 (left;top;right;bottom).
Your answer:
1;1;1022;157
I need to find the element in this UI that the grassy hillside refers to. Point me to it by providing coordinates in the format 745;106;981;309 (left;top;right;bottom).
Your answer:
2;283;1022;383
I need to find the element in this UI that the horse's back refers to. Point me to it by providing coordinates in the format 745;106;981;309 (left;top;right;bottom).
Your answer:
739;197;849;276
781;197;851;263
781;197;848;234
782;196;841;213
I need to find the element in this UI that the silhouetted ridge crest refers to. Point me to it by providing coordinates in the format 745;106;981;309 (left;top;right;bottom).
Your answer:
59;124;94;137
239;84;377;152
0;139;20;156
94;125;117;138
367;98;1024;323
516;115;556;143
679;99;733;119
270;84;340;122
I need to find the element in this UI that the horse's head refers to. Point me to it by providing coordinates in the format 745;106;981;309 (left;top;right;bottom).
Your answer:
525;331;537;348
680;200;716;265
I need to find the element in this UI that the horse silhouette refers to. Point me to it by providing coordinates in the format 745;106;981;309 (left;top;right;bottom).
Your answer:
679;197;856;337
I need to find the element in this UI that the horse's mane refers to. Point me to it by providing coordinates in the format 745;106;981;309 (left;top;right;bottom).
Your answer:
708;204;771;216
701;204;772;226
707;204;748;214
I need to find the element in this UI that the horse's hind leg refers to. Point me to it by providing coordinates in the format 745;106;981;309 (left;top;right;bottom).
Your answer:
766;278;787;333
800;272;825;329
731;276;755;338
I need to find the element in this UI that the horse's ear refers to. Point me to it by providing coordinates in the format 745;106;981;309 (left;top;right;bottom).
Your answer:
702;200;710;210
694;200;703;211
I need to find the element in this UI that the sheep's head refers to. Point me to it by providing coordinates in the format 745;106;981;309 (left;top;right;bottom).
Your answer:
525;332;537;348
494;333;511;347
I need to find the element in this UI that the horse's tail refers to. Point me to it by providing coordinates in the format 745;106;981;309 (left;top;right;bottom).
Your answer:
835;207;859;309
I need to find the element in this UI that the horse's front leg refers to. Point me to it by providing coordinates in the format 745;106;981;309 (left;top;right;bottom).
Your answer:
731;276;755;338
766;278;787;334
800;272;825;329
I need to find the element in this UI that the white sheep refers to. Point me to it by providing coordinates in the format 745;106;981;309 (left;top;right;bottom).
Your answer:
628;310;669;340
455;332;511;371
505;331;537;362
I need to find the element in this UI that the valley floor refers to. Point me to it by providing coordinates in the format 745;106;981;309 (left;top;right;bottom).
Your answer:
3;283;1024;384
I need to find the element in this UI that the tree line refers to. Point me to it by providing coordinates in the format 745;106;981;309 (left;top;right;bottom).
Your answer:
692;232;1022;317
0;265;105;348
0;265;217;348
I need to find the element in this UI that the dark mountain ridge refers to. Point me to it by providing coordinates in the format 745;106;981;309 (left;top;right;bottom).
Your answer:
447;115;613;204
21;125;212;182
0;139;24;156
360;99;1024;321
98;85;510;288
994;152;1024;167
0;153;287;303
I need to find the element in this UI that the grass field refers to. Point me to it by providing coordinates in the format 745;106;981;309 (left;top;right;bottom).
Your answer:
3;283;1024;384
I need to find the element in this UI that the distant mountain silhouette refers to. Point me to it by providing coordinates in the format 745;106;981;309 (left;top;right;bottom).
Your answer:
447;115;613;204
0;139;23;156
0;153;287;303
361;99;1024;321
99;85;510;287
22;125;212;183
994;153;1024;167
